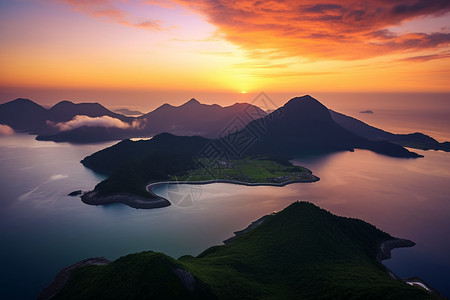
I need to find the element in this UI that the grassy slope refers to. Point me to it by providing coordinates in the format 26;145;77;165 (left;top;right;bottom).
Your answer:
94;156;316;198
53;202;436;300
176;156;316;183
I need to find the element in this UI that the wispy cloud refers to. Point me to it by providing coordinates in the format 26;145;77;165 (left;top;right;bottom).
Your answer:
154;0;450;60
59;0;163;31
398;51;450;62
50;115;142;131
0;124;14;135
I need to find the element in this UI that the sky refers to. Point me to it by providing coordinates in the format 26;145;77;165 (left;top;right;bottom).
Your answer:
0;0;449;108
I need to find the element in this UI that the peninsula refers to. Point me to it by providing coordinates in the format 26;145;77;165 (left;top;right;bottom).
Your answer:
40;202;440;299
81;156;319;209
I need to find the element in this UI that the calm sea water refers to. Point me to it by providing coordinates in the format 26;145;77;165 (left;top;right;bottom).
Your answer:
1;97;449;299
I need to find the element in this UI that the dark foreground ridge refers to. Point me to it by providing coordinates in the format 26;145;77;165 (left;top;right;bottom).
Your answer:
40;202;442;299
38;257;110;300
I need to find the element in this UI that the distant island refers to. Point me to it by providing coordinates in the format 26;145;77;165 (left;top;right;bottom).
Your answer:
330;110;450;152
360;109;374;114
79;95;423;209
1;96;448;152
39;202;439;299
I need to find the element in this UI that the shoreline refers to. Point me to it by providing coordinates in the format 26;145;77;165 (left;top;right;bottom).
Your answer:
146;176;319;205
39;203;443;298
377;239;439;295
80;176;319;209
81;191;171;209
147;176;319;193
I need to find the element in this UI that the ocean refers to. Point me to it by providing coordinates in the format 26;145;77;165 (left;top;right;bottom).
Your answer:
0;94;449;299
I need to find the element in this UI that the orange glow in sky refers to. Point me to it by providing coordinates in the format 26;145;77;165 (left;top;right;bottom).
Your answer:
0;0;449;106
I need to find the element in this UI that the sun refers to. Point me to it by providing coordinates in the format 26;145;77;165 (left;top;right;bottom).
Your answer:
241;91;246;94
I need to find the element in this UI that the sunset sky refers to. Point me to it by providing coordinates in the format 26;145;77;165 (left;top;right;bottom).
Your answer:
0;0;449;108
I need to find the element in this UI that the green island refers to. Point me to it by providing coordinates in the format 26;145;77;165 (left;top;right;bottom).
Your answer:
40;202;441;299
176;156;317;183
81;155;319;209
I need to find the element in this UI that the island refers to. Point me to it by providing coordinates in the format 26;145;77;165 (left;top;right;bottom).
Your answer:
81;156;319;209
78;96;422;210
39;202;440;299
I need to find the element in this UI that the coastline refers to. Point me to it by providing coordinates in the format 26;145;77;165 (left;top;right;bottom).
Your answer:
38;202;444;298
80;175;319;209
376;238;416;262
81;190;171;209
146;176;319;204
377;239;439;295
225;219;438;296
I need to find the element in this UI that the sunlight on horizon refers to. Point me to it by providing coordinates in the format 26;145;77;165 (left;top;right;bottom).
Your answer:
0;0;449;102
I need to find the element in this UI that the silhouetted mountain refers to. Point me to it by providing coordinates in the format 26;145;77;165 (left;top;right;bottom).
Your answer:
114;108;144;116
330;110;450;152
137;98;267;138
48;100;131;123
0;98;48;133
80;96;421;202
240;95;420;158
35;98;267;142
83;96;420;181
0;98;132;136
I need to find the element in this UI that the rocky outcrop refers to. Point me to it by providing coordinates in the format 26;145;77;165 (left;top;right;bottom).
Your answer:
38;257;110;300
377;238;415;262
81;191;170;209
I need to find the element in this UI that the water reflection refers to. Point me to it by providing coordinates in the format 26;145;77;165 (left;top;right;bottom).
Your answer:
157;149;450;296
1;134;449;298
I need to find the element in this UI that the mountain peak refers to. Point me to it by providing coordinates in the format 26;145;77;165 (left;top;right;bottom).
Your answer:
2;98;45;110
51;100;75;108
282;95;330;118
288;95;320;104
9;98;36;105
13;98;32;102
183;98;201;106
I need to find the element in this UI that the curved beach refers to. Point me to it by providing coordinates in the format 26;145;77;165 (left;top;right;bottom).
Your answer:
80;175;319;210
146;176;320;204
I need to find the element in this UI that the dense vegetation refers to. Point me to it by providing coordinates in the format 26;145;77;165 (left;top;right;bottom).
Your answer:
177;156;316;183
93;155;317;199
51;202;437;299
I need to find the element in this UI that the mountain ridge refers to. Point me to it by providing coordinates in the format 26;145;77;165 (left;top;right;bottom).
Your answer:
330;110;450;152
241;95;420;158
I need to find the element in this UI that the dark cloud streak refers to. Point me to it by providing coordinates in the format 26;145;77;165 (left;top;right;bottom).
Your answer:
157;0;450;60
